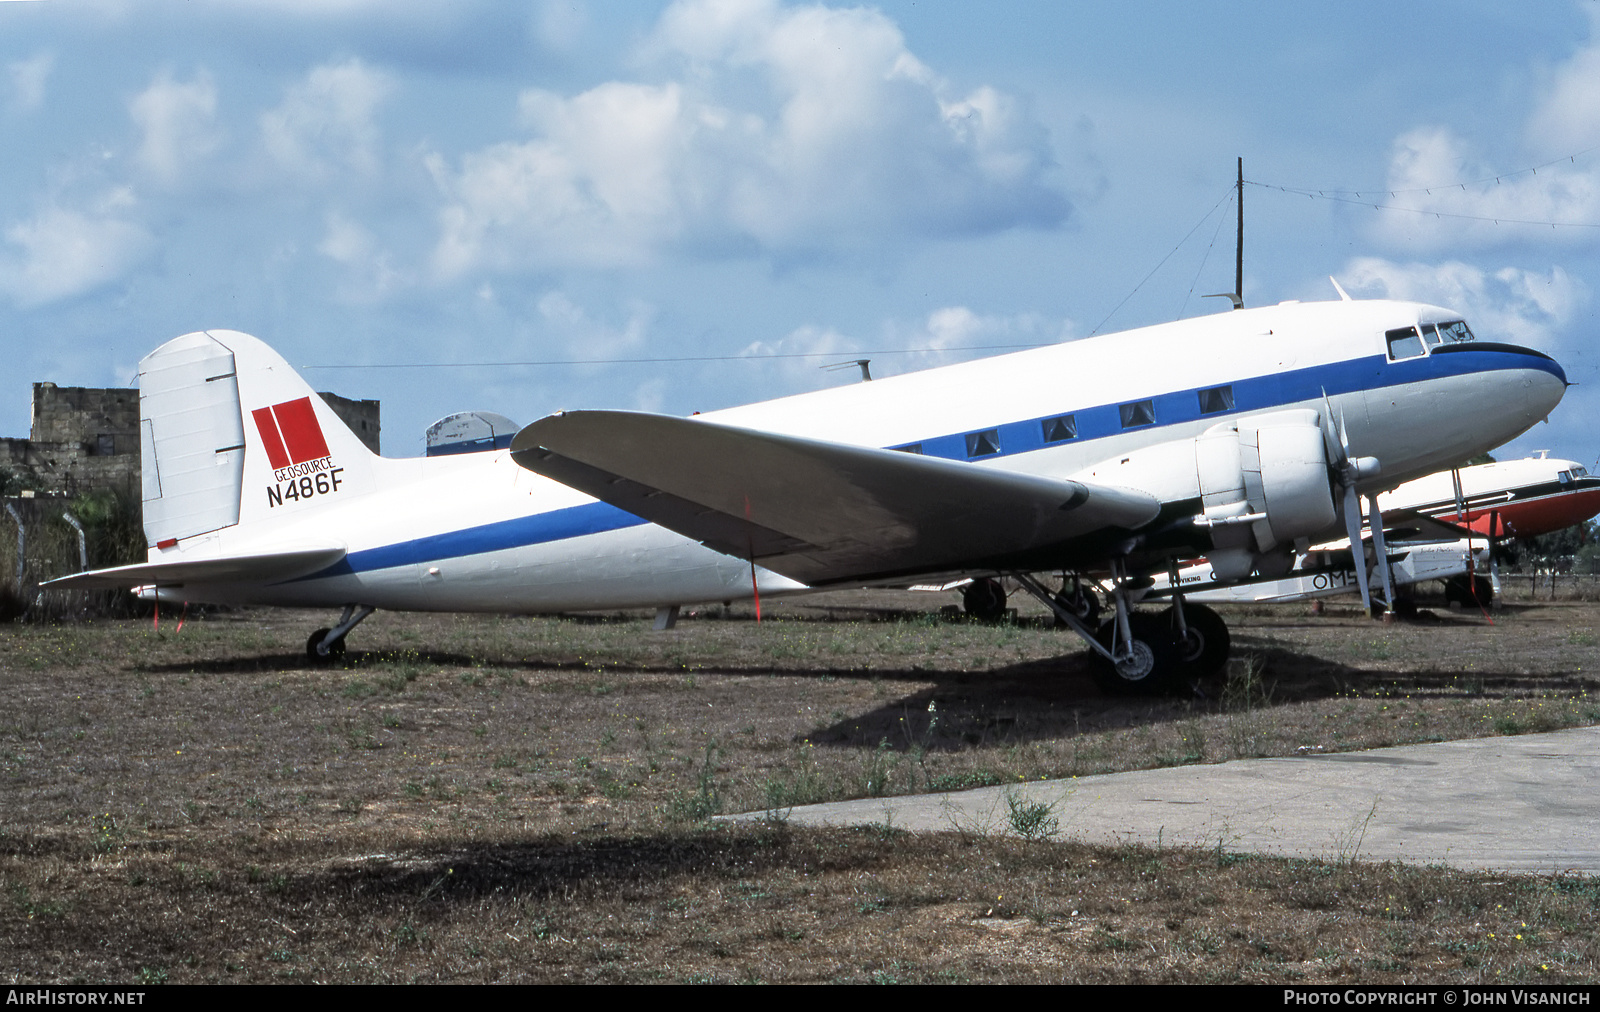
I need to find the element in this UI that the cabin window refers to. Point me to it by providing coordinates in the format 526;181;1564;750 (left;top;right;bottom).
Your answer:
893;443;923;455
1386;326;1425;361
1119;400;1155;428
1041;414;1077;443
1197;385;1234;415
965;429;1001;457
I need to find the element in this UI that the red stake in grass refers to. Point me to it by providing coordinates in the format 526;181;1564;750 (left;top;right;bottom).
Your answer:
744;493;761;623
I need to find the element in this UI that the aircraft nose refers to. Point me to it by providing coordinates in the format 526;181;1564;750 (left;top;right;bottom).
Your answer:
1524;358;1567;421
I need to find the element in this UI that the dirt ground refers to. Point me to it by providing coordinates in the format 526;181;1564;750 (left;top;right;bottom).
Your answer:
2;588;1597;983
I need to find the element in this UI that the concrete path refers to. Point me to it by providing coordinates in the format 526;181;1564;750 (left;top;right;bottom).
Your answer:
732;726;1600;874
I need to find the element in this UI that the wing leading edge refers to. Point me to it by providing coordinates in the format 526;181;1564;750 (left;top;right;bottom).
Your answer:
510;410;1162;586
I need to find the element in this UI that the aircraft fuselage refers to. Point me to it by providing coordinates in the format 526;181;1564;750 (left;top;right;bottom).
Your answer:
126;298;1566;614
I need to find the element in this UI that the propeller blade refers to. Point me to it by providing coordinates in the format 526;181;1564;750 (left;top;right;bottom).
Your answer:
1367;494;1395;607
1343;483;1372;613
1320;391;1349;472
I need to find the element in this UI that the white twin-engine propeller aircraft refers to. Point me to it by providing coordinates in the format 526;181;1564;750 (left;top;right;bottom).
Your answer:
48;294;1567;695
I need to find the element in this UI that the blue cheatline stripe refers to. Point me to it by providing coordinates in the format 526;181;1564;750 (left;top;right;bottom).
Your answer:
299;501;650;579
424;434;515;456
301;345;1562;579
894;347;1564;463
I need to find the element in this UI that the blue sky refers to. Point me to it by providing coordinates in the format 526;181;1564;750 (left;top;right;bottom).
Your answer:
2;0;1597;466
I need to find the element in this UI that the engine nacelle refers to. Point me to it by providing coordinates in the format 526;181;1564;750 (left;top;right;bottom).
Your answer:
1073;408;1337;581
1238;410;1338;550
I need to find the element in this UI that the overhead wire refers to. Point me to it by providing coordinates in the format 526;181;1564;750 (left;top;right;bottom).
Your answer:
1247;145;1600;230
301;342;1055;371
1088;184;1237;337
1179;186;1236;320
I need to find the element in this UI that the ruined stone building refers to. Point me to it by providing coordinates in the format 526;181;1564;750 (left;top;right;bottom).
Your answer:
2;383;380;498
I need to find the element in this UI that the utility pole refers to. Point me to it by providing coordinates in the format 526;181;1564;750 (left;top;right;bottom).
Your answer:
1235;156;1244;308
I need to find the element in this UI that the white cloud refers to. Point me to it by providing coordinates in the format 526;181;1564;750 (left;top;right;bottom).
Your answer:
317;211;401;301
1373;18;1600;252
535;290;654;361
1526;8;1600;155
8;51;53;113
130;70;221;186
737;322;857;386
733;306;1072;388
0;191;153;308
430;0;1068;278
260;59;393;179
920;305;1068;351
1369;126;1600;252
1340;256;1586;351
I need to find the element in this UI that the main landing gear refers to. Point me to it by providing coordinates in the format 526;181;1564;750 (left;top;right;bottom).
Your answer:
1013;567;1232;696
306;604;375;663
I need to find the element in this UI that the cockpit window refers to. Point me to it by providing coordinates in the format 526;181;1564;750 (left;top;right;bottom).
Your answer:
1422;320;1476;348
1574;465;1590;479
1386;326;1425;361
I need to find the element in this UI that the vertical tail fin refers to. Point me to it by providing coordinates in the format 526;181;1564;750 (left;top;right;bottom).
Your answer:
139;330;378;548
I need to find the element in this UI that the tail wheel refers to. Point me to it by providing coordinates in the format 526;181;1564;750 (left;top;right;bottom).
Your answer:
1089;613;1180;695
306;628;347;663
1166;602;1230;680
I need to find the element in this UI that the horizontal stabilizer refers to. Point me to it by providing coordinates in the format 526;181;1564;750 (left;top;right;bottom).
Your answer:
43;546;346;591
511;410;1161;586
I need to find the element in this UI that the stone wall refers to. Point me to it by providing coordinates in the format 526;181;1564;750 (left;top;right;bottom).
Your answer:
317;391;381;455
3;383;379;496
3;384;141;497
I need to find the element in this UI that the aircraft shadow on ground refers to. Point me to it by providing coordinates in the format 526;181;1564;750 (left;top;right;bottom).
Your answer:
126;617;1593;756
797;634;1591;753
283;828;814;908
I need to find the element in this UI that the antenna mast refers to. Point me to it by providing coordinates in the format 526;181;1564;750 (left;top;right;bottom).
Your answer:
1235;156;1244;308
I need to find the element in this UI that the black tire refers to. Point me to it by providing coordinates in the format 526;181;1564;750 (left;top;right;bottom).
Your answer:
1166;602;1230;680
962;578;1008;622
1392;597;1418;618
1053;585;1101;628
306;628;346;663
1089;613;1180;695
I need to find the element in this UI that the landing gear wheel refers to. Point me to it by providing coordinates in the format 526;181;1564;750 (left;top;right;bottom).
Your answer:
306;628;347;663
1089;613;1179;696
963;578;1008;622
1166;602;1230;680
1392;597;1418;618
1053;586;1101;628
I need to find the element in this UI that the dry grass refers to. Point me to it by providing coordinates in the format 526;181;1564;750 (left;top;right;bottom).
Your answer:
2;590;1598;983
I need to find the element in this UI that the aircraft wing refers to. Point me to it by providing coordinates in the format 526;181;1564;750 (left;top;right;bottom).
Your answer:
510;410;1162;586
42;546;347;590
1376;512;1479;543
